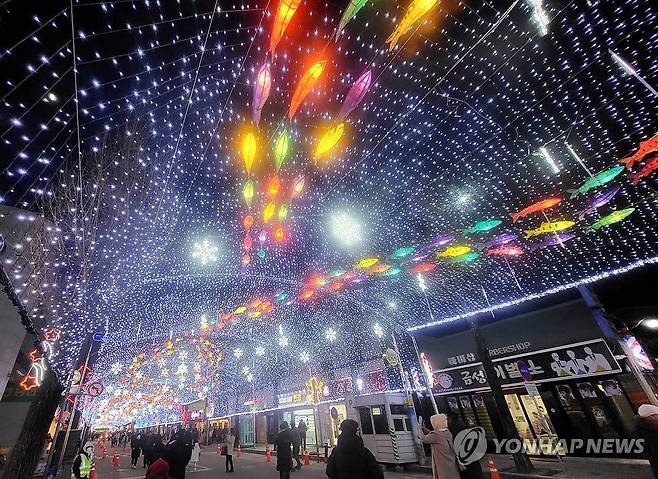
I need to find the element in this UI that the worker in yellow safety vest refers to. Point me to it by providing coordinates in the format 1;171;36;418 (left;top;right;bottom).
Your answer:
71;442;94;479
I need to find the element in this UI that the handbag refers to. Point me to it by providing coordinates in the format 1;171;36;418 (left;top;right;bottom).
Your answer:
221;445;227;456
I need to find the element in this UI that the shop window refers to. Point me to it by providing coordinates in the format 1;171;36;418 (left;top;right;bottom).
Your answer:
393;418;405;432
372;406;388;434
405;418;412;432
359;407;373;435
390;405;407;415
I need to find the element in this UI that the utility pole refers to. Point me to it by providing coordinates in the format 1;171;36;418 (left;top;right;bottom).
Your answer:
579;285;658;406
475;288;534;473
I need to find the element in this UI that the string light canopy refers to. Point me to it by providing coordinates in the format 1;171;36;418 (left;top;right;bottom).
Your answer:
1;0;657;427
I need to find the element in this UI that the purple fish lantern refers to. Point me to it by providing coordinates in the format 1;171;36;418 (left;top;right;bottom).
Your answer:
477;233;518;250
529;233;576;251
252;62;272;126
578;186;621;220
420;235;455;251
337;69;372;122
258;229;267;247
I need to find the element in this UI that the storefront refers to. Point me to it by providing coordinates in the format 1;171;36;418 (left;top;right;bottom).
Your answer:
420;299;650;456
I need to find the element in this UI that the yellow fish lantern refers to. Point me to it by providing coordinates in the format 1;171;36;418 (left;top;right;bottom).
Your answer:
386;0;439;51
263;201;277;222
524;221;575;238
356;257;379;268
269;0;303;56
242;131;257;175
315;123;345;160
288;60;326;120
242;179;255;208
437;245;471;258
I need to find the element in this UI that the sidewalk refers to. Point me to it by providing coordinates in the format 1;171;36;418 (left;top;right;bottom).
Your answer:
240;445;654;478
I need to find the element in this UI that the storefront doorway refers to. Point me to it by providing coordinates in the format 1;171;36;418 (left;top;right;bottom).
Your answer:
284;408;316;447
239;414;255;447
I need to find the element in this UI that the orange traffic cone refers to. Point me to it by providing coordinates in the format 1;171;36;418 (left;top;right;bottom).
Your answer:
112;450;120;468
265;445;272;463
236;445;241;458
487;456;501;479
303;449;310;466
89;463;96;479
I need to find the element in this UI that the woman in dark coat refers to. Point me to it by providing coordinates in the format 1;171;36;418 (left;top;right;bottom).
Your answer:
447;412;484;479
166;430;193;479
275;422;294;479
326;419;383;479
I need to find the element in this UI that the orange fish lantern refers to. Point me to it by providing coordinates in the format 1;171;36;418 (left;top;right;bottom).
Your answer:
274;226;285;243
315;122;345;160
511;197;561;223
243;234;253;250
291;175;305;198
288;60;326;120
243;214;254;230
267;175;281;198
263;201;277;222
269;0;303;56
242;131;257;175
299;290;314;300
242;254;251;266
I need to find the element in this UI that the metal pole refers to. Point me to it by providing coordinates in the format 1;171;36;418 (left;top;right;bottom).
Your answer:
391;332;427;464
56;338;93;475
408;332;439;414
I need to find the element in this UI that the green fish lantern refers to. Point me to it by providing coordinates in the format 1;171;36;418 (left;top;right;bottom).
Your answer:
588;207;635;230
335;0;371;41
274;129;290;172
567;165;624;198
464;219;502;234
242;179;255;208
446;252;480;264
392;246;415;258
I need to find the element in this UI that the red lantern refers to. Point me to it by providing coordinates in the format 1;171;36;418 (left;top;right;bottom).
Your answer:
243;234;253;250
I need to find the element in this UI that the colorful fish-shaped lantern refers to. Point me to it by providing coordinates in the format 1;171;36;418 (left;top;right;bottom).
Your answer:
476;233;518;250
263;201;277;223
356;257;379;268
511;197;561;223
252;63;272;126
577;186;620;220
288;60;326;120
273;129;290;172
487;245;524;256
437;246;471;258
528;233;575;251
629;156;658;185
243;215;254;230
619;133;658;170
392;245;415;258
242;131;257;175
335;0;370;41
385;0;438;51
337;70;372;122
278;204;288;221
524;221;575;238
242;179;255;208
464;219;502;234
446;252;480;264
315;123;345;159
588;207;635;231
291;175;305;198
568;166;624;198
269;0;303;56
267;175;281;199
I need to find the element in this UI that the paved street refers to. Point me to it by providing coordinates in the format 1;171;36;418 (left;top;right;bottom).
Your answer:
92;447;427;479
91;446;655;479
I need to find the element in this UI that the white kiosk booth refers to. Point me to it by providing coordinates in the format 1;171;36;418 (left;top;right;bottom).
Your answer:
353;392;419;467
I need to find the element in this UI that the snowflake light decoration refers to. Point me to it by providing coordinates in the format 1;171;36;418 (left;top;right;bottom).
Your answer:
191;239;219;265
324;328;337;342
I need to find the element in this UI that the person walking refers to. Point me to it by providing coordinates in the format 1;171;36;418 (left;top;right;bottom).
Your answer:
447;412;484;479
419;414;461;479
326;419;383;479
224;428;236;473
166;430;193;479
130;433;142;469
290;424;302;470
143;432;154;468
71;442;94;479
275;422;294;479
190;441;201;471
297;420;307;451
637;404;658;478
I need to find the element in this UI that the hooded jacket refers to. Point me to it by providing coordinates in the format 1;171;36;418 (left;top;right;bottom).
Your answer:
326;432;383;479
